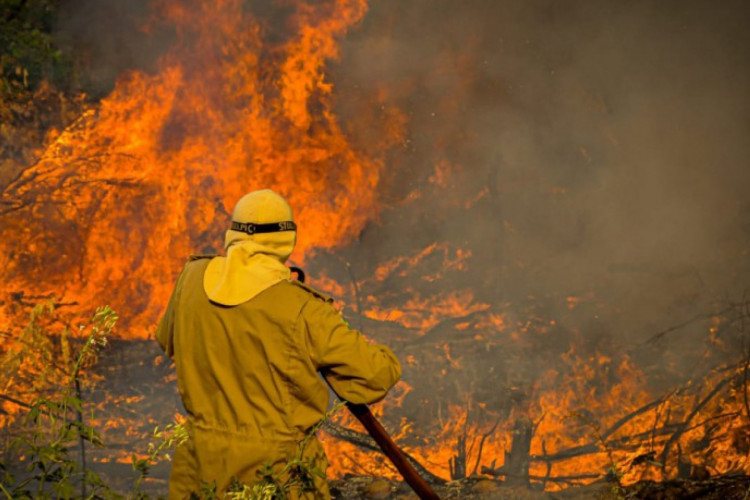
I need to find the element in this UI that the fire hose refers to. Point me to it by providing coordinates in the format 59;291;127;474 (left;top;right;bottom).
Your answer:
290;267;440;500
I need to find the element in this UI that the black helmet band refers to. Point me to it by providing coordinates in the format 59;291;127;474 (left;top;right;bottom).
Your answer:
230;220;297;235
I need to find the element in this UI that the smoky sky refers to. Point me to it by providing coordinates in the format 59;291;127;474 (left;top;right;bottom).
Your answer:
321;0;750;358
54;0;170;96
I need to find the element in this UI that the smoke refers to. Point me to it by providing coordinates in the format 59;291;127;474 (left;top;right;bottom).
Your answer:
54;0;171;96
323;0;750;369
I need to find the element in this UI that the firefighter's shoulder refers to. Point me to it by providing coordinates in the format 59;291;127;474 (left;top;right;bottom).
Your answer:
188;254;219;262
289;280;333;303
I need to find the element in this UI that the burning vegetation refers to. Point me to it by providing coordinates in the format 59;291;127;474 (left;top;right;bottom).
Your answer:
2;0;750;498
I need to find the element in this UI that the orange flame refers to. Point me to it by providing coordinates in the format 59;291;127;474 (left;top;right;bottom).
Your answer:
0;0;401;337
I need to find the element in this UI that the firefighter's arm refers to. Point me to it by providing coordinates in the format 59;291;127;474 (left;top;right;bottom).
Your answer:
155;294;176;358
301;298;401;404
156;265;188;358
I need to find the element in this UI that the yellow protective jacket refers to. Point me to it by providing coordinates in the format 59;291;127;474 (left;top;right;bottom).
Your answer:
156;256;401;499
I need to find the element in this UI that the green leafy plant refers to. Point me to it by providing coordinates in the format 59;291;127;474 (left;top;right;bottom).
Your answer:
0;305;118;499
131;422;188;498
0;0;70;96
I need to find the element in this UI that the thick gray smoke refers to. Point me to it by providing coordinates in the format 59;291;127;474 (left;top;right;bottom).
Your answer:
54;0;170;96
323;0;750;380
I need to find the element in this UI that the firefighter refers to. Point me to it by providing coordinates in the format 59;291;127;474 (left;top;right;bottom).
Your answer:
156;189;401;499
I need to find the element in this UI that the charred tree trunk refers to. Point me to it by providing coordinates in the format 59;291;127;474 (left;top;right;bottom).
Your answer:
449;432;467;480
504;417;533;486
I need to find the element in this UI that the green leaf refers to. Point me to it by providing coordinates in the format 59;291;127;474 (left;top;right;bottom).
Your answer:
64;396;83;412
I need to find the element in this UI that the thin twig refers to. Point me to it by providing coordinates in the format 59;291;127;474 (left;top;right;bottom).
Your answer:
471;416;501;476
75;377;87;499
339;257;364;333
481;466;601;485
0;393;32;410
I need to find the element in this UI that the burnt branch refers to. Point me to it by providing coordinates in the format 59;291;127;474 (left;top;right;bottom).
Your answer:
640;298;749;347
660;371;738;472
480;466;602;486
0;392;33;410
322;420;446;485
398;311;487;348
338;257;364;333
528;396;667;464
471;416;502;476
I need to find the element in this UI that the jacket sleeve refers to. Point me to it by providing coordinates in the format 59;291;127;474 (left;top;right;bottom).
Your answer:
300;297;401;404
156;265;188;358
